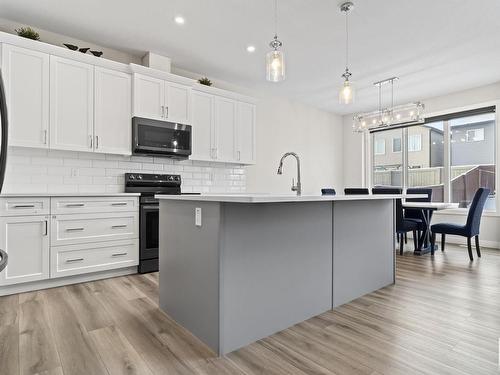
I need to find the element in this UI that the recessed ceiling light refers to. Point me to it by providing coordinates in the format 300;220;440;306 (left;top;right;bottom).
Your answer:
246;45;256;53
174;16;185;25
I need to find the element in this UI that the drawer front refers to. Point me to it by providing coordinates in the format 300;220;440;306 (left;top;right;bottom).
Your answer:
51;196;138;214
0;197;50;216
51;212;138;246
51;239;138;278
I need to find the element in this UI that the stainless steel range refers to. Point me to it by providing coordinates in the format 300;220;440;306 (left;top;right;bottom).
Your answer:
125;173;181;273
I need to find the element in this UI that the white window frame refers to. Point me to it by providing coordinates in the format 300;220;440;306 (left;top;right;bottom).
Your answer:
374;139;386;155
408;134;422;152
392;137;402;153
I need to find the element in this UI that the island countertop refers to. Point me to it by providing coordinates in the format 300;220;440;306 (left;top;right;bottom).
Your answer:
156;193;424;203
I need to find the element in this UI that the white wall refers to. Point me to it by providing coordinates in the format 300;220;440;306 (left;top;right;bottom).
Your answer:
343;81;500;248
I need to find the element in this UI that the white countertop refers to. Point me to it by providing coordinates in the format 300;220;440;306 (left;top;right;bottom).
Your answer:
156;193;425;203
0;193;141;197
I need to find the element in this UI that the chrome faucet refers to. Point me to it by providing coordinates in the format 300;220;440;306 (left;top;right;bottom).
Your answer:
277;152;301;196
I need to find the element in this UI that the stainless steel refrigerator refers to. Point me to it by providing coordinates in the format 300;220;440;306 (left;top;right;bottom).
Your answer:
0;70;8;272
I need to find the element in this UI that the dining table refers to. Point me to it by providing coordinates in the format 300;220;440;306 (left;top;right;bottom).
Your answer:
403;202;458;255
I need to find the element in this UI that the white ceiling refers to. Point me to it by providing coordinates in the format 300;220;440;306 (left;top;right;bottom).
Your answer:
1;0;500;115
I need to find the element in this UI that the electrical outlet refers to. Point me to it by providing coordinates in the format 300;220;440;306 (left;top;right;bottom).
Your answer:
195;207;202;227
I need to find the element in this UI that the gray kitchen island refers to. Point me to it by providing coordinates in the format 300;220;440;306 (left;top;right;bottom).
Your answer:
157;194;410;355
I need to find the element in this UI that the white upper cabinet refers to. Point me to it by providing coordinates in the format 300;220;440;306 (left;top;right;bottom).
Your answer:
214;97;237;162
191;91;215;161
236;102;256;164
50;56;94;151
2;44;49;148
133;74;164;120
165;82;191;124
0;215;49;286
133;74;191;124
94;67;132;155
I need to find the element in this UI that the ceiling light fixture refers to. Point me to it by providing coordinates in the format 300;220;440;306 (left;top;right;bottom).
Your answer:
352;77;425;133
247;45;256;53
174;16;185;25
266;0;285;82
339;2;355;105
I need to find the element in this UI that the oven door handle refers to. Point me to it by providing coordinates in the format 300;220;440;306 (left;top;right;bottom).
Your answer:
141;205;159;210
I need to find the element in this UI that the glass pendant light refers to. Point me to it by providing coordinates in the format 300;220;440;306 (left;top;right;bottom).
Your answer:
338;2;355;104
266;0;285;82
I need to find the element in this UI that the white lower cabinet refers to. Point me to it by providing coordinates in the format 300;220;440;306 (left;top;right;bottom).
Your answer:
0;215;50;286
51;239;138;278
0;196;139;290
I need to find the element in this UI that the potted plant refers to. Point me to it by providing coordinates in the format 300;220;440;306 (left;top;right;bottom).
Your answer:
15;27;40;41
198;77;212;86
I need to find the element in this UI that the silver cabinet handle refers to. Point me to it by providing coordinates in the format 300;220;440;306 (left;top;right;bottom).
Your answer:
111;224;127;229
165;106;169;118
12;204;35;208
161;105;165;118
89;135;93;149
65;203;85;207
111;202;127;206
66;258;84;263
43;130;48;145
95;135;99;149
43;220;48;236
66;227;84;232
237;151;241;161
112;252;128;257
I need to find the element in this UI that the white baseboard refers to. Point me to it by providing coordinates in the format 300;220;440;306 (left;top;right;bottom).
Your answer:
0;267;137;296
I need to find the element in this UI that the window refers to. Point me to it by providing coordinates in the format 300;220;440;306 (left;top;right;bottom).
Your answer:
466;128;484;142
368;107;496;209
374;139;386;155
392;138;402;153
372;129;403;187
408;134;422;152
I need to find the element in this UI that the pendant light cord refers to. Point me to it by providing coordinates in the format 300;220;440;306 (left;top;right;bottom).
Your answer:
345;8;349;70
274;0;278;38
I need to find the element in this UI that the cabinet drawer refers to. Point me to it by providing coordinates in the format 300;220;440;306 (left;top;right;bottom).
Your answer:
51;212;138;246
51;196;138;214
0;197;50;216
51;239;138;278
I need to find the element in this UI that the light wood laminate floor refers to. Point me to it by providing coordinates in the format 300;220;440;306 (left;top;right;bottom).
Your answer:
1;243;500;375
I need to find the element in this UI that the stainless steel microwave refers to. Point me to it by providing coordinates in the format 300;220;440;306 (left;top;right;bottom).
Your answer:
132;117;192;158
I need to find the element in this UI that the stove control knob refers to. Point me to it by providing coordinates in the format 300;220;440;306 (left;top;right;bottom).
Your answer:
129;175;135;180
137;175;143;180
175;176;180;181
168;175;174;181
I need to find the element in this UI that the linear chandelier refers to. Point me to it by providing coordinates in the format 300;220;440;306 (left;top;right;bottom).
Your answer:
352;77;425;133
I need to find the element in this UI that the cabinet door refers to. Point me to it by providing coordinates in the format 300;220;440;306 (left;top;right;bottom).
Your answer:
49;56;94;151
94;67;132;155
237;102;256;164
0;215;49;286
165;82;191;124
191;91;215;161
214;97;237;162
2;44;49;148
133;74;164;120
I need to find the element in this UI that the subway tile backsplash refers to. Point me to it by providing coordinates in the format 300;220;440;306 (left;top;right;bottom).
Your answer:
3;147;246;194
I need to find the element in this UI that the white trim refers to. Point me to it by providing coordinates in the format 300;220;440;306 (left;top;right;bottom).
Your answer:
0;266;137;296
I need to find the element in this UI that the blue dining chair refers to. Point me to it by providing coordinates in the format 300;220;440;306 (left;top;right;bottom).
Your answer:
430;188;490;261
372;187;419;254
344;188;369;195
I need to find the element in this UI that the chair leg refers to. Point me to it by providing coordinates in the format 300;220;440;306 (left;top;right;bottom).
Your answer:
396;233;400;243
413;230;418;251
441;234;445;252
404;233;407;244
430;232;436;255
475;235;481;258
467;237;473;261
399;234;404;255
